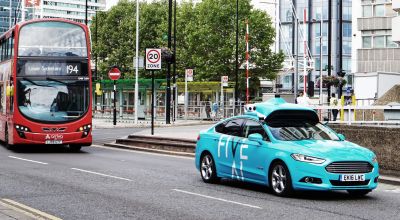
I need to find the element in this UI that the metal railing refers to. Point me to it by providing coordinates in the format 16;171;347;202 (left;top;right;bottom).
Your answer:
93;102;400;125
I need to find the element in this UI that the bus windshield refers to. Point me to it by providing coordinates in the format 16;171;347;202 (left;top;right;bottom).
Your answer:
17;79;90;123
18;21;87;57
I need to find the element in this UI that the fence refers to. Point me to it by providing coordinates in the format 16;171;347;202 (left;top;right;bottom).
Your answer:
93;102;400;125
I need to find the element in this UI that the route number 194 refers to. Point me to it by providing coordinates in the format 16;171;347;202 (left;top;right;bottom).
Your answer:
67;65;79;74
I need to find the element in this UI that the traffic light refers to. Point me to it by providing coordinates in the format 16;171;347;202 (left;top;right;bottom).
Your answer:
161;48;175;64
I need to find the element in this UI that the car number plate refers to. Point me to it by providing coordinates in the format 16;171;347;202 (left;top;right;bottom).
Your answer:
340;174;365;182
45;140;63;144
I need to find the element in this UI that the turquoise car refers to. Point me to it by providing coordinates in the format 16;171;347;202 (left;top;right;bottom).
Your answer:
195;98;379;197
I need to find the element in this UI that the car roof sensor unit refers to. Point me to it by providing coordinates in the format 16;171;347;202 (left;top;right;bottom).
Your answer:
244;104;266;120
244;104;257;113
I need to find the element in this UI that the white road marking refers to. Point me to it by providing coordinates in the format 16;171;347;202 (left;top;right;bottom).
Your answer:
91;144;194;160
71;168;133;182
8;156;48;165
172;189;262;209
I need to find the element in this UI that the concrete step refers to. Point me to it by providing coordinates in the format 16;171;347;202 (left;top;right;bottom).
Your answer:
103;143;195;157
115;135;196;154
127;135;196;144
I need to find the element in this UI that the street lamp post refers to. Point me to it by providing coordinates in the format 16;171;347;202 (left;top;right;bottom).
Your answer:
235;0;239;114
85;0;88;25
9;0;12;28
134;0;140;124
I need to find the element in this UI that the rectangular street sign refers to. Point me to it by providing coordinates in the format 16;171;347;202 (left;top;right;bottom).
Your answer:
145;48;162;70
186;69;194;82
221;75;228;87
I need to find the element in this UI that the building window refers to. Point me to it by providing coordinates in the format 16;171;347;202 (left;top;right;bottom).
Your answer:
362;5;372;17
373;36;385;48
386;36;398;48
374;4;385;16
343;23;352;37
362;36;372;48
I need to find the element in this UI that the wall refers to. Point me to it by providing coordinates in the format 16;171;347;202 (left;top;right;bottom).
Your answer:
330;125;400;173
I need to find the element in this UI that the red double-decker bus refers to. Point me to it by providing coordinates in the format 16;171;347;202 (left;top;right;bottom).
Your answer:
0;19;92;151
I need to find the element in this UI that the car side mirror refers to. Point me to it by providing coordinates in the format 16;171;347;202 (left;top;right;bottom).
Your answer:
248;133;264;145
337;133;345;141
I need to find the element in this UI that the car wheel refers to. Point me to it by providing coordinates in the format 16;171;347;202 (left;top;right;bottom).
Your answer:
200;153;218;183
347;190;371;197
269;161;293;197
69;145;82;152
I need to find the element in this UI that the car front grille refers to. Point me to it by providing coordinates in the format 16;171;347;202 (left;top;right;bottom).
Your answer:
330;179;370;186
325;161;373;174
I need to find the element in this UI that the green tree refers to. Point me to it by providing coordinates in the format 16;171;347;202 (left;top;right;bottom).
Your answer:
92;0;284;98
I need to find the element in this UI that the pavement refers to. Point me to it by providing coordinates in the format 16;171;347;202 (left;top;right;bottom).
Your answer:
92;118;214;129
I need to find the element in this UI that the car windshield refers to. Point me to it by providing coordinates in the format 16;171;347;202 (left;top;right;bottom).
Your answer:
17;79;89;123
268;122;340;141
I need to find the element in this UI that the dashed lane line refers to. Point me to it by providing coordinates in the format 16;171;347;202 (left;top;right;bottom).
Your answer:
71;168;133;182
172;189;262;209
8;156;48;165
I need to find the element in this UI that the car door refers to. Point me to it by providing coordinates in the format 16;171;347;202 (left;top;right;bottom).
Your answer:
214;118;245;178
240;119;270;183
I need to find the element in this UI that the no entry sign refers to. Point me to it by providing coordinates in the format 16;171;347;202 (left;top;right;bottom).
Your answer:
108;67;121;80
145;49;162;70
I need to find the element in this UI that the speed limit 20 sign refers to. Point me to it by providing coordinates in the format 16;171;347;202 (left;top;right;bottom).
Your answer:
145;48;162;70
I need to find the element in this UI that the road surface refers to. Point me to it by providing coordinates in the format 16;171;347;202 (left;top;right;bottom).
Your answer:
0;128;399;220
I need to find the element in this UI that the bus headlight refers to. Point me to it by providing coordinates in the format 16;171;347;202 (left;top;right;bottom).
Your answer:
77;124;91;138
15;125;31;138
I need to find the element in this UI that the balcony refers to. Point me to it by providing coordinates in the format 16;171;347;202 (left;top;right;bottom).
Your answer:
392;16;400;43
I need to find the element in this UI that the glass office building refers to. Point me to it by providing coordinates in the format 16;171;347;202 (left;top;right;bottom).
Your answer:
278;0;352;92
38;0;106;24
0;0;24;34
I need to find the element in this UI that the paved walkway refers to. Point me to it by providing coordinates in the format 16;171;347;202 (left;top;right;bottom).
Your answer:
92;118;214;129
0;202;35;220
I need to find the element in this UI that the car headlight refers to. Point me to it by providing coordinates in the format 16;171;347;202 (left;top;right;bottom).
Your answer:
291;153;326;164
372;156;378;163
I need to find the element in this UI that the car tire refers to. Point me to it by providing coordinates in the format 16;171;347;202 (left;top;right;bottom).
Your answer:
347;189;371;197
69;145;82;152
269;161;293;197
200;153;219;183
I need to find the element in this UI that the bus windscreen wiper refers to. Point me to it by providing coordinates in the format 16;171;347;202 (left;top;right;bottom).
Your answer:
22;77;40;86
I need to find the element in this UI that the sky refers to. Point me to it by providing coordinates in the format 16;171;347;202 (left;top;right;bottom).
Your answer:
106;0;119;10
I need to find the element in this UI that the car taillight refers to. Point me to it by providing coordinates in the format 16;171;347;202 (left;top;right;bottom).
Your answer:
197;135;200;141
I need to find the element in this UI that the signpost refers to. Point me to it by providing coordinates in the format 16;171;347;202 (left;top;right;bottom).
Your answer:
221;76;228;118
184;69;194;120
146;49;162;135
108;67;121;126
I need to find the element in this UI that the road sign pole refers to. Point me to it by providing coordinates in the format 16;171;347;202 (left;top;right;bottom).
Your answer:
184;71;188;120
151;70;155;135
113;80;117;126
221;82;224;119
